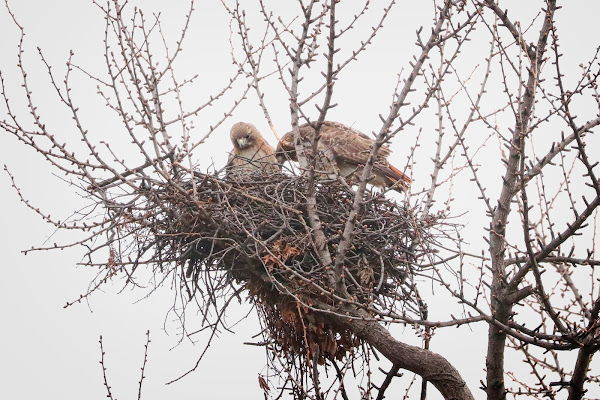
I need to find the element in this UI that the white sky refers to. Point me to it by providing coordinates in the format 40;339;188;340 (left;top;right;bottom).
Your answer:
1;1;599;399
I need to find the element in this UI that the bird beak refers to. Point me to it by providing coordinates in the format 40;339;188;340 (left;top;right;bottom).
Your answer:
237;137;248;148
276;153;286;165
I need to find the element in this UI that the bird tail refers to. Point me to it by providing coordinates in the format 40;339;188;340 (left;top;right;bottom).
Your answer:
386;163;412;192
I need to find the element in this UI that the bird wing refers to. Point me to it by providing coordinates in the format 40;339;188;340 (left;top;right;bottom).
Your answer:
316;122;391;165
319;122;411;189
276;121;411;190
253;136;278;163
278;122;391;162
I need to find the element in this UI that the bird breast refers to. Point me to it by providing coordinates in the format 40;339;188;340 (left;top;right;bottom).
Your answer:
238;146;265;161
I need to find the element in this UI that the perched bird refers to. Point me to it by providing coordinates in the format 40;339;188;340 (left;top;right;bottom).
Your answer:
276;121;411;192
228;122;279;174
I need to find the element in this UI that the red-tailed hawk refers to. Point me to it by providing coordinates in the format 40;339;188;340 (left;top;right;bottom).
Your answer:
276;121;411;192
228;122;279;173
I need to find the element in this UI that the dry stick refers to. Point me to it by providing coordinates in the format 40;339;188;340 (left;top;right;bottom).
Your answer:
166;286;245;384
375;364;401;400
418;27;494;396
3;166;103;232
4;10;107;188
506;255;600;267
134;10;176;174
298;0;397;108
223;188;482;329
230;1;282;140
508;335;556;398
322;301;474;400
288;0;340;297
88;152;174;190
36;49;109;183
99;4;170;185
98;336;116;400
332;0;454;295
324;9;464;396
519;103;570;337
519;117;600;194
484;2;556;399
240;215;482;396
138;330;151;400
508;193;600;290
309;0;343;293
255;231;487;328
553;26;600;397
423;48;448;218
438;38;497;217
187;80;255;154
448;290;577;350
517;23;571;337
331;361;350;400
155;0;196;81
156;16;196;196
278;2;475;395
568;336;596;400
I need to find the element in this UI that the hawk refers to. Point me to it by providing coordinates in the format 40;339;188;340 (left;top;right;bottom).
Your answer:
228;122;279;174
276;121;411;192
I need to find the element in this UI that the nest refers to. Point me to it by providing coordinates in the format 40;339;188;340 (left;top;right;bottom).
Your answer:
119;170;438;363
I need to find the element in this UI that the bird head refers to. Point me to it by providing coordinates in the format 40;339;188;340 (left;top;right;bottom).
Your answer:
230;122;257;150
275;152;286;165
275;135;295;164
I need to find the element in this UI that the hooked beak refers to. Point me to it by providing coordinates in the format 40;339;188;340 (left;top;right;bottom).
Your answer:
276;153;286;165
236;137;248;148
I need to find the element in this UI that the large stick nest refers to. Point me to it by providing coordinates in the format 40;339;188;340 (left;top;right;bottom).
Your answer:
110;170;440;362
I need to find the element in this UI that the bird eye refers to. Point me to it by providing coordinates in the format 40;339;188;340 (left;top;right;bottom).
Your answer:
244;134;250;139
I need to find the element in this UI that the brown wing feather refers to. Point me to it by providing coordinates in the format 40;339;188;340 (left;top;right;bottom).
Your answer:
319;122;391;165
276;121;411;192
277;122;390;158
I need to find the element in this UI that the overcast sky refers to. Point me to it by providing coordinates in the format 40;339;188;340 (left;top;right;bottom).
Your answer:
1;1;599;399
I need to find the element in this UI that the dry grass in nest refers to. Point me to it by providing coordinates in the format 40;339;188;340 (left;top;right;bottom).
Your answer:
115;170;440;362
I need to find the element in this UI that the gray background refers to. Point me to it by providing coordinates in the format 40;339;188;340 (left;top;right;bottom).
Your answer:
1;1;598;399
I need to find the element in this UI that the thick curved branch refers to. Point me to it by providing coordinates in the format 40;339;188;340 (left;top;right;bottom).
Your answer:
328;307;475;400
